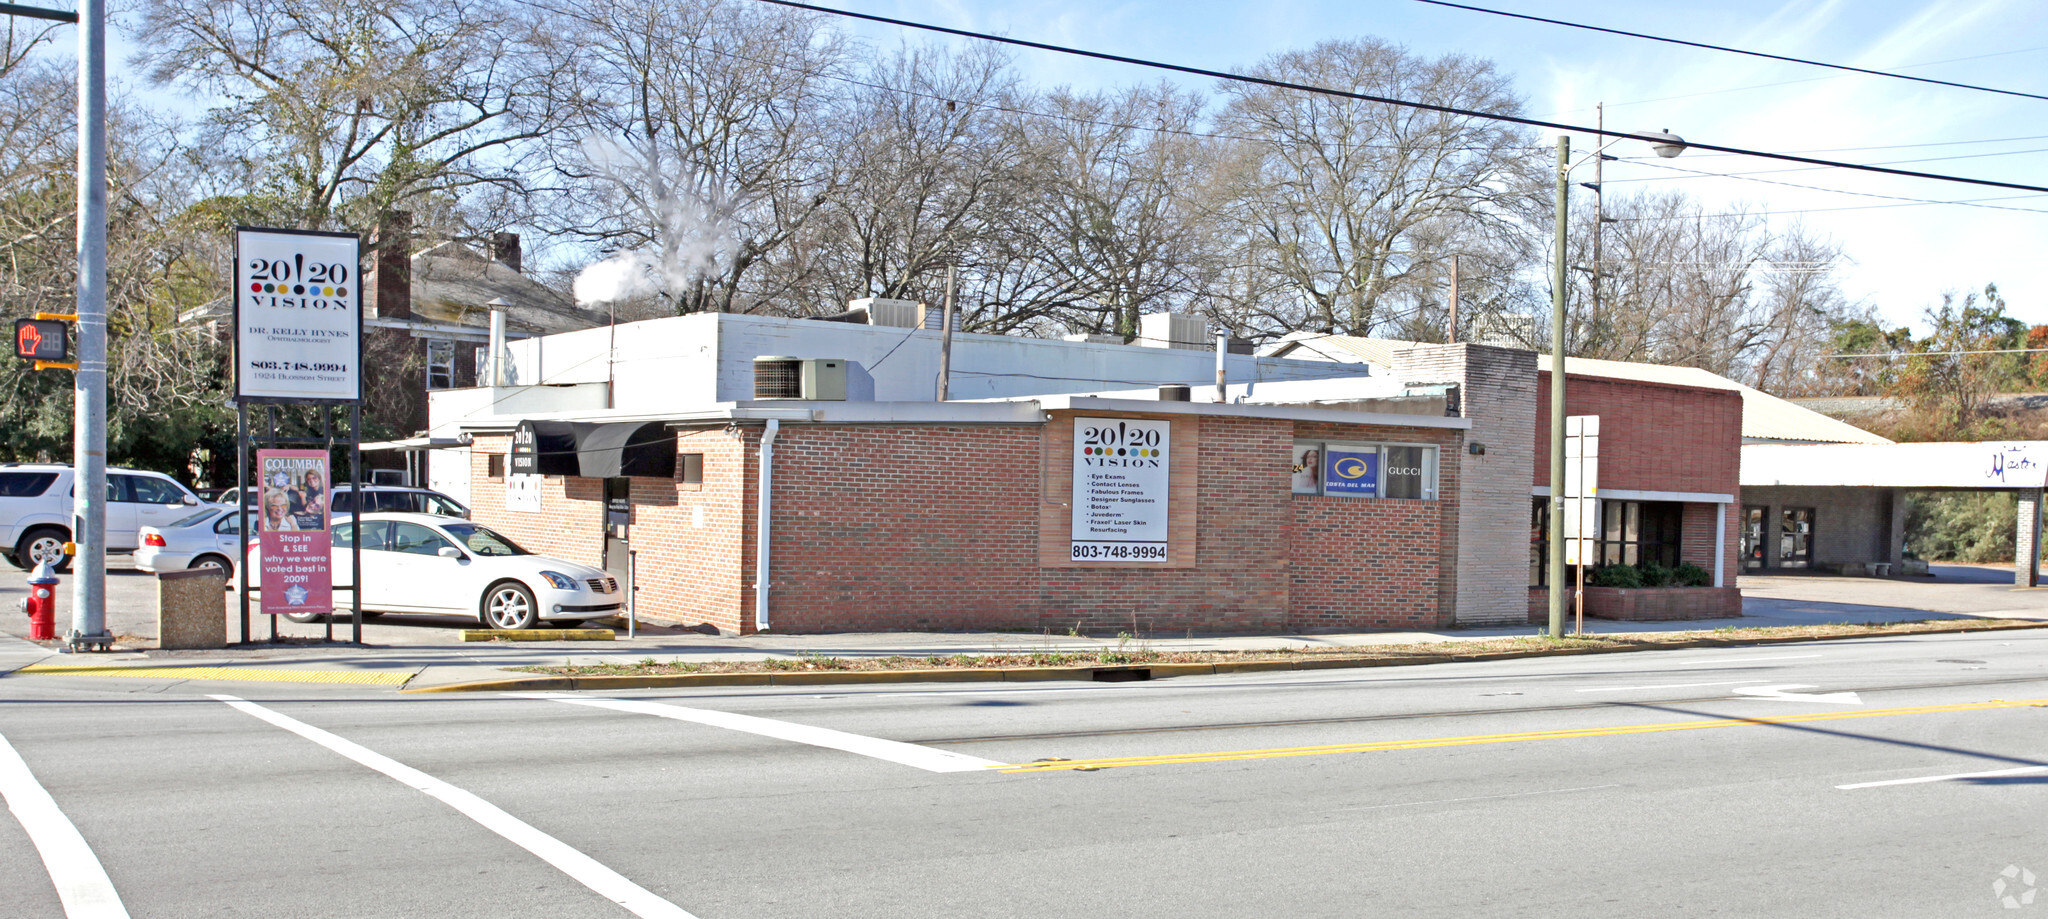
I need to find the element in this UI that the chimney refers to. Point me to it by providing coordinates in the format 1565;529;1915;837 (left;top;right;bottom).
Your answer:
490;232;522;273
368;212;412;320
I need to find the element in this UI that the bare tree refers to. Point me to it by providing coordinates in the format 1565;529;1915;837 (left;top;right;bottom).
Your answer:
793;42;1023;313
1210;39;1541;337
1000;83;1217;341
134;0;564;233
540;0;847;315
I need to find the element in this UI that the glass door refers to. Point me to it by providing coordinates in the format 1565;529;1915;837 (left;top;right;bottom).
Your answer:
1779;507;1814;569
1741;505;1767;570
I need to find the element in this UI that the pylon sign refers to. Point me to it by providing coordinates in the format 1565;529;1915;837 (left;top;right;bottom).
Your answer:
233;227;363;403
13;318;69;362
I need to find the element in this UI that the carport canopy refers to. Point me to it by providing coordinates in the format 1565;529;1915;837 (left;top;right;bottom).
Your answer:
1742;441;2048;490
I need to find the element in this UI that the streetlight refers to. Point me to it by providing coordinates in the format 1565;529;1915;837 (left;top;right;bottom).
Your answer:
1547;128;1684;639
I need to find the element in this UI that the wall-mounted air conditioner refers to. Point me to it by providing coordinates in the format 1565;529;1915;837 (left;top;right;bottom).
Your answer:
753;356;846;401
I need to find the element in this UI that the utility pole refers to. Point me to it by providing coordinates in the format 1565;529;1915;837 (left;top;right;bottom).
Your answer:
936;265;955;401
70;0;110;650
1591;102;1606;338
1446;254;1460;344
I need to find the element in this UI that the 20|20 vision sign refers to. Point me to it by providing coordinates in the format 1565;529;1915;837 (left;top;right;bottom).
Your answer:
1071;417;1171;562
234;227;363;402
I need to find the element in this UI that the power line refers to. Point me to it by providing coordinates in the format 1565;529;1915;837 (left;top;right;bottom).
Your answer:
1613;158;2048;216
1412;0;2048;104
1828;347;2048;359
746;0;2048;196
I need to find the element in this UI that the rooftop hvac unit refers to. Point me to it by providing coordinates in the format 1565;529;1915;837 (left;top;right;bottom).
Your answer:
1137;312;1206;350
852;297;936;330
752;356;847;401
1062;333;1125;345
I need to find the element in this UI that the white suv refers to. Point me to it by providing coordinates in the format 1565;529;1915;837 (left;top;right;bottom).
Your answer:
0;464;209;571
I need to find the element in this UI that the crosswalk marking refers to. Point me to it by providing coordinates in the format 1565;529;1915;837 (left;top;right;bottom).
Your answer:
530;694;1009;773
0;731;130;919
212;695;696;919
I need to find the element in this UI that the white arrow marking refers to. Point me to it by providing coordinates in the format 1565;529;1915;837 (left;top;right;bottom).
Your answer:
1731;684;1863;705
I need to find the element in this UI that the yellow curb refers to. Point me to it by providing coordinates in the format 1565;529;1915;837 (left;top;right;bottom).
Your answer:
15;662;413;686
460;629;615;642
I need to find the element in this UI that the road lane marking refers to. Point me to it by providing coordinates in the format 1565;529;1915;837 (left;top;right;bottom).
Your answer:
20;663;411;686
999;697;2048;773
0;732;130;919
1576;680;1772;693
211;696;695;919
1732;684;1863;705
1655;654;1823;667
1339;784;1621;811
1837;765;2048;789
531;695;1006;774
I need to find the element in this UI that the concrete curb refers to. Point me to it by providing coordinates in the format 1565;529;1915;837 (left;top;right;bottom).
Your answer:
460;629;616;642
399;619;2048;693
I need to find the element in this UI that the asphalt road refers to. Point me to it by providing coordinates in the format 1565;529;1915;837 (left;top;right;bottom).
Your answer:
2;630;2046;917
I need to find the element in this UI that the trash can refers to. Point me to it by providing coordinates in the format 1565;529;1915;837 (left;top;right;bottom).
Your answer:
157;568;228;650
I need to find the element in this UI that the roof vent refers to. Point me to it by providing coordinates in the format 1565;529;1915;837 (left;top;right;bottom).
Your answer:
1158;385;1191;402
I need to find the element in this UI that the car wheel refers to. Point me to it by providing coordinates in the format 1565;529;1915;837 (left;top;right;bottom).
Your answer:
283;611;326;623
188;554;232;576
17;527;71;573
482;582;539;630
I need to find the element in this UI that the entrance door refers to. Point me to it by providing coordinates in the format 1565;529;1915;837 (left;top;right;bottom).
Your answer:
602;478;631;609
1741;505;1767;570
1779;507;1815;569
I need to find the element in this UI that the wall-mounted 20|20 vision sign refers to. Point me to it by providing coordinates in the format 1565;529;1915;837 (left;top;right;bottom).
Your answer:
234;227;363;402
1071;417;1171;562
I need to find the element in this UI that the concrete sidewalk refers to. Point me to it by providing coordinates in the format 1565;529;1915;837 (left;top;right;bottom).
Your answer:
2;560;2043;691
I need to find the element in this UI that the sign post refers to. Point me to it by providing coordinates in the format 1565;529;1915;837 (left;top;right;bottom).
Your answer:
232;227;364;644
1564;415;1600;634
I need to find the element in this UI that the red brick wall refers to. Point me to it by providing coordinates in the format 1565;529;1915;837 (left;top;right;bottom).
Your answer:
468;436;604;565
1533;373;1741;495
1287;421;1460;630
467;414;1465;634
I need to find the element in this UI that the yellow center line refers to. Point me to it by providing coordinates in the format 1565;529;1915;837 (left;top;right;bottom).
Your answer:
16;663;413;686
996;697;2048;772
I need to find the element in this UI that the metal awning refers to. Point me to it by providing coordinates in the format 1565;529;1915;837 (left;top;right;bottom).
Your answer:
1742;441;2048;490
510;420;675;478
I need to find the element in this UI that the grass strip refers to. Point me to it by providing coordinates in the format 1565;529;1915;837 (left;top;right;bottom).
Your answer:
514;618;2042;677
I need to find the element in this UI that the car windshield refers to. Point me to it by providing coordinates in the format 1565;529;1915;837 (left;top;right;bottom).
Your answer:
439;522;528;556
169;508;222;528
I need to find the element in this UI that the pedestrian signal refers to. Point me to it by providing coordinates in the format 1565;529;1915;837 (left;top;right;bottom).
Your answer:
13;318;70;362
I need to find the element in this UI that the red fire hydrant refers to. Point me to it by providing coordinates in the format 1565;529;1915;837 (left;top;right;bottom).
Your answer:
21;561;58;641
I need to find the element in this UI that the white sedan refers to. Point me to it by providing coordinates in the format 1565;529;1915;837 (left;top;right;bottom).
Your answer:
244;513;622;629
136;507;244;576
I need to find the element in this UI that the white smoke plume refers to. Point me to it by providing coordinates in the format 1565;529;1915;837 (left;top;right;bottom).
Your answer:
571;134;737;308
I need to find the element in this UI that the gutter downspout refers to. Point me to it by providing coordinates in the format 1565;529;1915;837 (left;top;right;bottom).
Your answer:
754;418;779;632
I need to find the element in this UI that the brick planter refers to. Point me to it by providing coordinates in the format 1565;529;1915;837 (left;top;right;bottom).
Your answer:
1528;586;1742;622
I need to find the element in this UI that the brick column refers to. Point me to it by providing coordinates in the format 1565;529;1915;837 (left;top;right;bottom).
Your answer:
2018;489;2042;587
1392;344;1537;626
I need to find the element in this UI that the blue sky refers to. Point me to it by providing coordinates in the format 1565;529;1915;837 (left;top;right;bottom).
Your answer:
66;0;2045;332
854;0;2048;332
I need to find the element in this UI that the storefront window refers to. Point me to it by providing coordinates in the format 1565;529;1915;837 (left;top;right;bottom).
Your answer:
1598;500;1683;568
1292;441;1437;500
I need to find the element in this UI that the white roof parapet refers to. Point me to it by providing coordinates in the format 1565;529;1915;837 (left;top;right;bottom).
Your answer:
1742;441;2048;489
1031;395;1470;430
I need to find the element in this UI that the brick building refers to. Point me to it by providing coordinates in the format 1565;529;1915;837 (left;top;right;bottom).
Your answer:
427;314;1771;634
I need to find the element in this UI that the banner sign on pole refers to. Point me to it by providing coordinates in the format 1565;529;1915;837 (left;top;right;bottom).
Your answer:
1564;415;1600;565
256;449;333;616
1070;417;1171;562
234;227;363;403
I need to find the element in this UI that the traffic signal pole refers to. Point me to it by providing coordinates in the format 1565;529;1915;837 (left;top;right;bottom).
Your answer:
68;0;110;651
